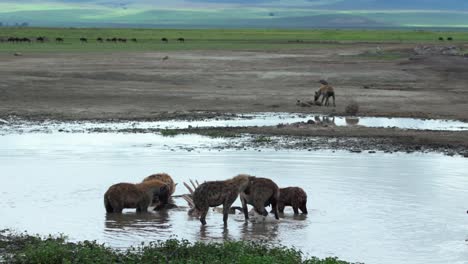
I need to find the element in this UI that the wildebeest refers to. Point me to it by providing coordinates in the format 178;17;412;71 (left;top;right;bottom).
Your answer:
79;37;88;43
104;179;170;213
142;173;176;196
131;38;137;42
55;37;64;43
177;37;185;43
118;38;127;43
240;176;280;221
275;187;307;214
314;80;336;107
161;37;168;43
192;174;250;225
36;37;45;43
97;37;104;43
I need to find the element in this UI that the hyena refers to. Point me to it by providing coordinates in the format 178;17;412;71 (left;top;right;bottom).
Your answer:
104;179;170;213
276;187;308;214
143;173;176;196
240;176;280;221
314;80;336;107
192;174;250;225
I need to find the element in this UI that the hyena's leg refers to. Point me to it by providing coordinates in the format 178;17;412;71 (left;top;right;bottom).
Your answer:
270;198;279;220
241;197;249;220
300;202;308;214
292;206;299;215
324;95;330;107
137;204;148;213
332;94;336;107
321;94;326;106
199;208;209;225
277;202;285;213
223;196;237;225
253;199;268;217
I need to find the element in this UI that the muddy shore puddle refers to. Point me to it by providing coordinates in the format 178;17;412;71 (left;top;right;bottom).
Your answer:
1;113;468;134
0;132;467;264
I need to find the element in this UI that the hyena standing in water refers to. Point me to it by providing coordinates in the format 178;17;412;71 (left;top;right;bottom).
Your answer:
314;80;336;107
104;179;170;213
240;176;280;221
276;187;308;214
192;174;250;225
142;173;176;196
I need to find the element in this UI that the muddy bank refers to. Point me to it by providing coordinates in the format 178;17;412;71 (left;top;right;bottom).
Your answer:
149;124;468;156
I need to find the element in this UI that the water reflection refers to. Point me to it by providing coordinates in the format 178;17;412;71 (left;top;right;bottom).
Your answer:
345;117;360;126
1;113;467;133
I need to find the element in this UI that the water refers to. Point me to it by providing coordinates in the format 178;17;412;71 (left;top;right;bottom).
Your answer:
0;132;467;264
1;113;468;134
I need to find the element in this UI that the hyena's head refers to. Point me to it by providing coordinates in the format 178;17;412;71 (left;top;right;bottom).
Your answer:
314;91;320;101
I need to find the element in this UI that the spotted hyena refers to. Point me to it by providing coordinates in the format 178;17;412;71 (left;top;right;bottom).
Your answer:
192;174;250;225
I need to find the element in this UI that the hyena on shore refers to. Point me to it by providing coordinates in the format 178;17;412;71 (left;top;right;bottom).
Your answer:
192;174;250;225
276;187;308;214
104;179;170;213
314;80;336;107
240;176;280;221
143;173;176;196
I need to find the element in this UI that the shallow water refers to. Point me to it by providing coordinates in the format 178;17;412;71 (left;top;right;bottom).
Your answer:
1;113;468;134
0;132;467;264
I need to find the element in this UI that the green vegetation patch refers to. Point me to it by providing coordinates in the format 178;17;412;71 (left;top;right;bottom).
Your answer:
1;27;468;53
0;230;353;264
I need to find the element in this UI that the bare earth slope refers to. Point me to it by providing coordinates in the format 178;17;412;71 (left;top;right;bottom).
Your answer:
0;44;467;121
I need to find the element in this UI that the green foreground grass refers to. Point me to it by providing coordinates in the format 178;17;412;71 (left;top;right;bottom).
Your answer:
0;231;353;264
0;27;467;52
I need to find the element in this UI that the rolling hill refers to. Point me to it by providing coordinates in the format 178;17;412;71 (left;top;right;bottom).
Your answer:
0;0;467;28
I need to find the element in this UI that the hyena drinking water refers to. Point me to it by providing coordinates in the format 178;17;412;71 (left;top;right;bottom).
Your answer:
192;174;250;225
143;173;176;196
104;179;170;213
240;176;280;221
277;187;308;214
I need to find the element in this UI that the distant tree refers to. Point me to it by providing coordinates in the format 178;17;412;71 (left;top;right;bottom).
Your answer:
269;12;275;16
438;37;444;41
21;22;29;27
447;37;453;41
0;22;3;27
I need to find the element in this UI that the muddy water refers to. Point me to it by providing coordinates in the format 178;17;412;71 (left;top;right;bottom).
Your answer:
1;113;468;133
0;132;467;264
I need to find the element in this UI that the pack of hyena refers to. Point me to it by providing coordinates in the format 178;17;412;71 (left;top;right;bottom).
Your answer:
104;173;307;226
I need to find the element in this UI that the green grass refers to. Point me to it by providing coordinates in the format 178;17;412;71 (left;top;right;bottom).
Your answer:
0;231;353;264
1;27;467;53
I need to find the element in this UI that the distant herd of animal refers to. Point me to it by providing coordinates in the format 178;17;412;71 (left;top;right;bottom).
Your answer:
104;173;308;226
0;36;185;43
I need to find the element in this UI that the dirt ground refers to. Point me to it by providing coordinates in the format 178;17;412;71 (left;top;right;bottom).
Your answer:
0;43;467;121
0;43;467;153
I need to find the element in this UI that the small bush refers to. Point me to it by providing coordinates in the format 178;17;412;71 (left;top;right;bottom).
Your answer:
160;129;179;137
438;37;444;41
345;101;359;115
447;37;453;41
